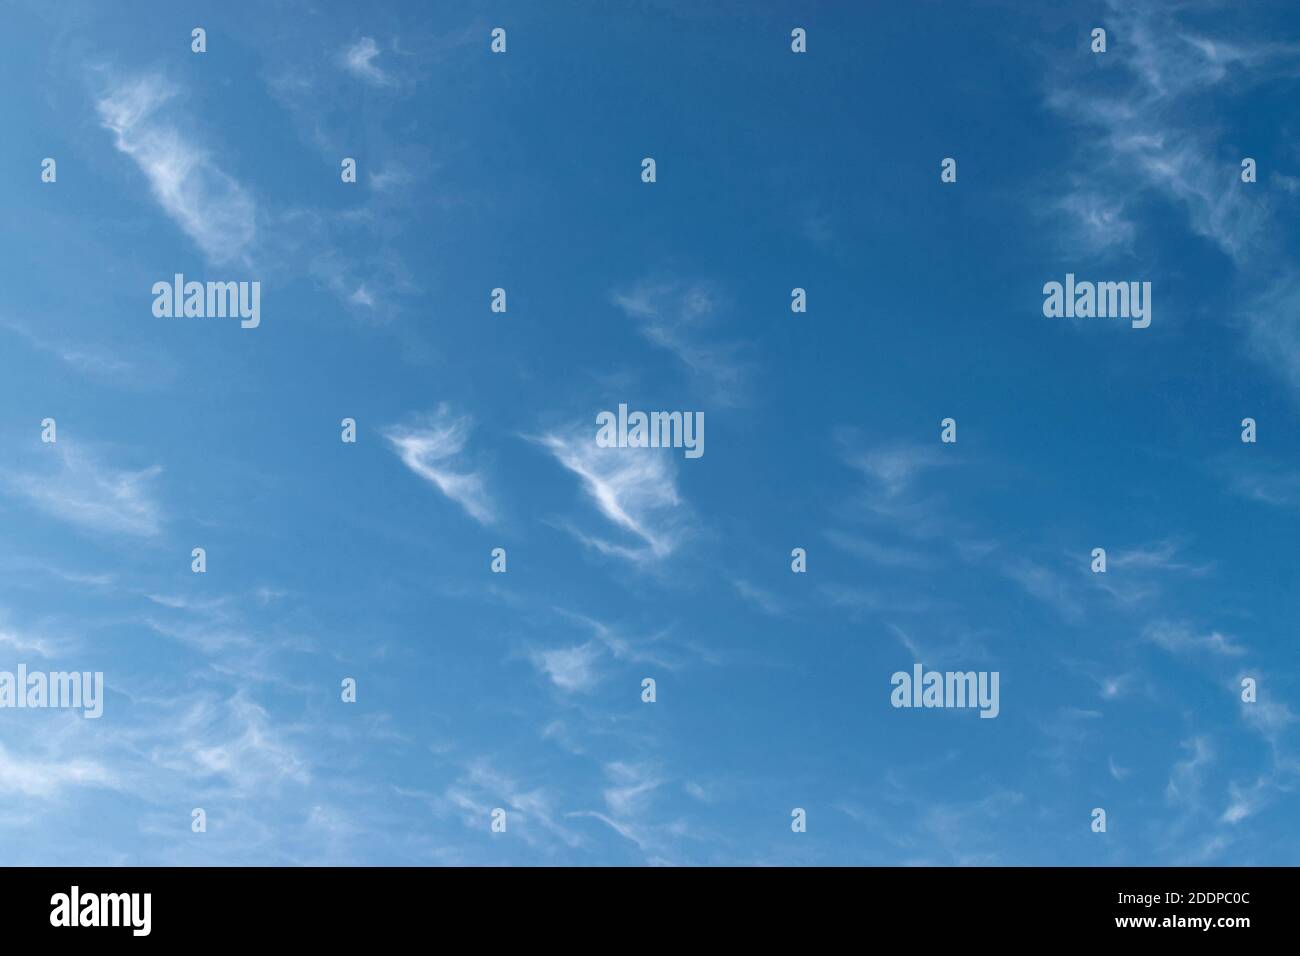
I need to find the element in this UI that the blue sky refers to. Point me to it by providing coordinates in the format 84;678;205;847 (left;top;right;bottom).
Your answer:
1;0;1298;865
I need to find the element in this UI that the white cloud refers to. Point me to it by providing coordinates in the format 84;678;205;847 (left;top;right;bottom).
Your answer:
1241;278;1300;402
1044;3;1282;265
6;443;163;537
602;761;662;818
96;74;256;265
887;623;924;660
341;37;394;87
834;433;956;541
1166;735;1213;807
1053;188;1137;255
535;428;685;561
566;810;649;850
1109;540;1212;575
1004;561;1085;624
731;579;786;616
824;528;931;569
0;318;139;381
527;611;691;698
1044;1;1300;398
443;760;582;849
1224;459;1300;508
369;166;414;193
1099;674;1133;701
384;406;494;524
1238;684;1297;741
611;279;751;405
1220;780;1258;824
0;743;119;798
1145;620;1246;657
1091;540;1213;607
529;642;602;693
0;628;57;658
683;780;719;803
565;763;676;861
838;436;948;500
153;691;311;796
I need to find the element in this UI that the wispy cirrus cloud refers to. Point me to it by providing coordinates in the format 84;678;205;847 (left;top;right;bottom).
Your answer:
534;427;687;561
5;443;163;538
529;643;602;693
1044;0;1300;398
839;437;949;500
0;626;59;658
731;578;787;616
1043;1;1291;263
1052;186;1138;256
1213;669;1300;827
1166;735;1214;807
1221;457;1300;509
0;317;148;383
384;406;495;524
824;528;931;570
1091;539;1214;608
601;761;663;819
437;759;582;850
567;761;689;864
148;690;312;797
1144;620;1247;658
0;743;120;799
1004;560;1086;624
340;37;395;87
1100;674;1136;701
1222;779;1263;824
524;608;697;697
1108;540;1214;575
834;433;956;539
611;279;752;406
96;73;257;265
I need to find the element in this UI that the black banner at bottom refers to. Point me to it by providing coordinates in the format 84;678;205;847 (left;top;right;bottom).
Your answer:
0;866;1285;943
